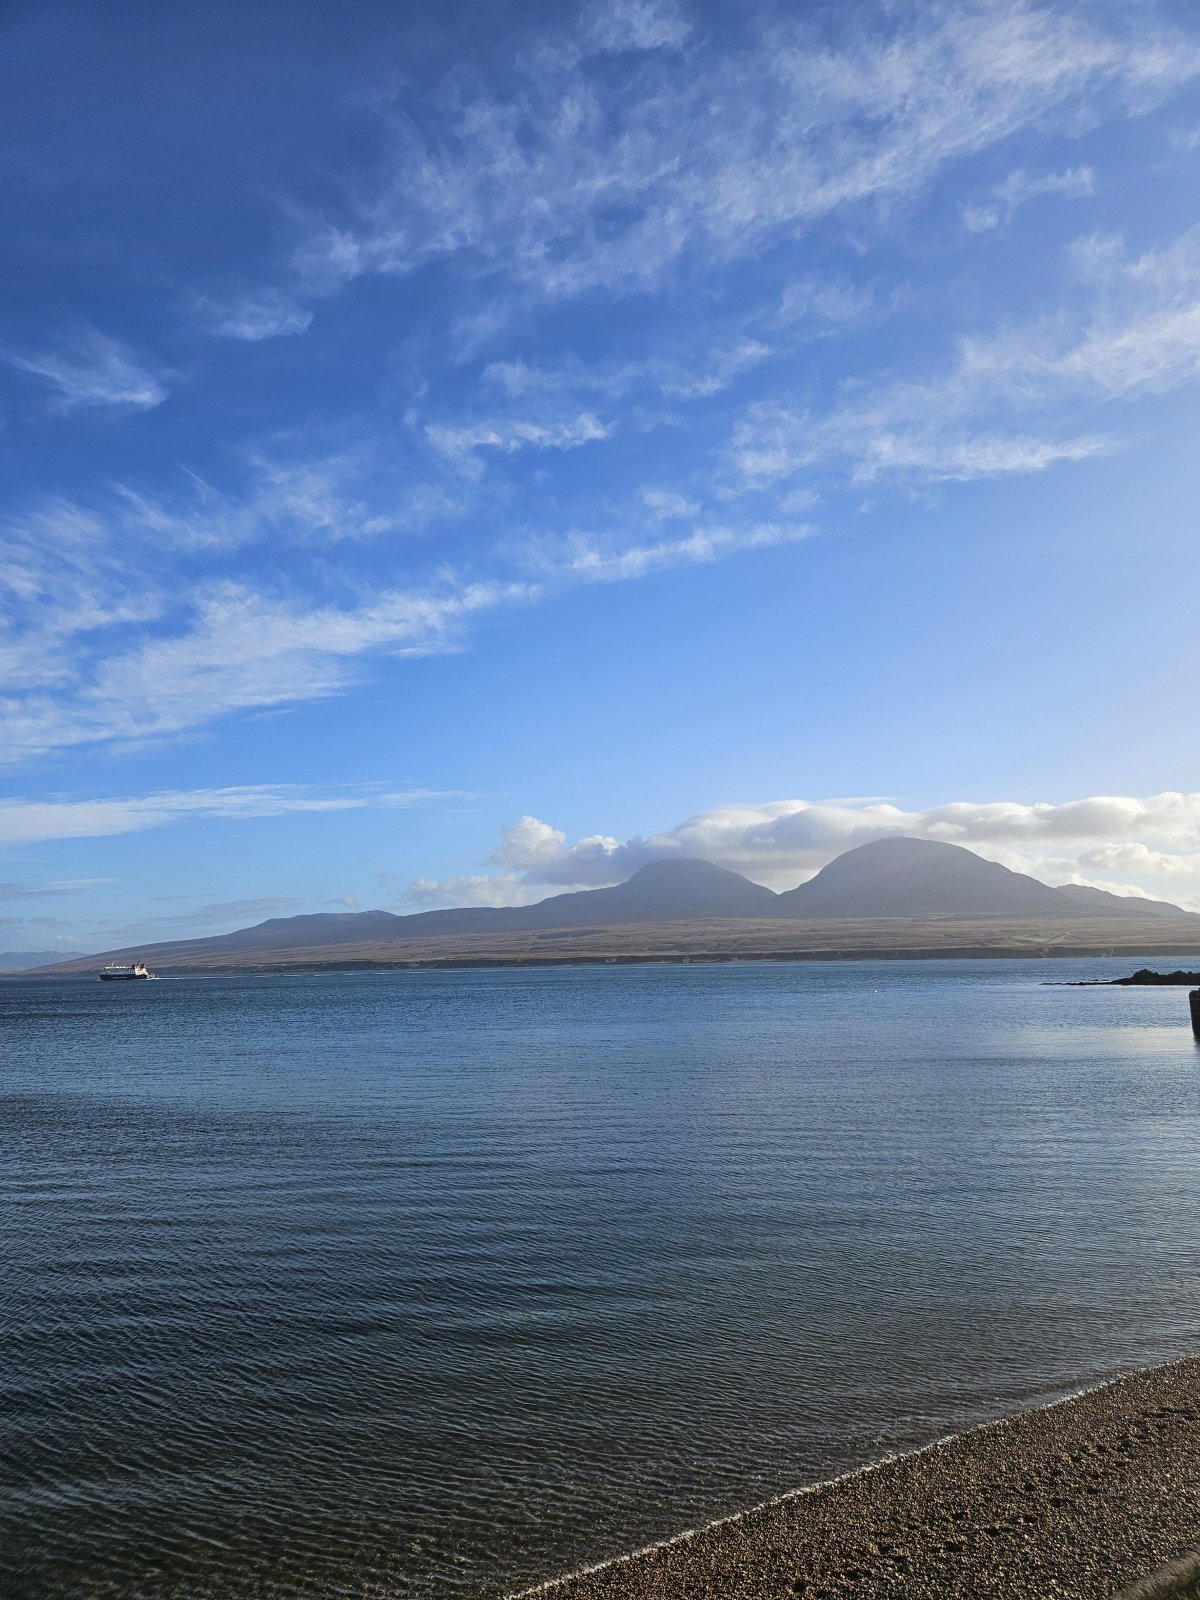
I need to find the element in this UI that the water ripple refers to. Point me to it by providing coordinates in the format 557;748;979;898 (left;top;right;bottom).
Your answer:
2;961;1200;1598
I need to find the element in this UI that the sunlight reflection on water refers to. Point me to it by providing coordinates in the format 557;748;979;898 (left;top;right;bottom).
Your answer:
2;959;1199;1598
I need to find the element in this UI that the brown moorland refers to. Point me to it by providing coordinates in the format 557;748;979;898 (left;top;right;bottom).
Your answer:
29;913;1200;975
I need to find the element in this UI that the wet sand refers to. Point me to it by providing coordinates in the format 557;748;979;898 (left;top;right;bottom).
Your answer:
515;1355;1200;1600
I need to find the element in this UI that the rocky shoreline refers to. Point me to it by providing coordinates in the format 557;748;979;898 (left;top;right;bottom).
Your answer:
514;1356;1200;1600
1061;969;1200;987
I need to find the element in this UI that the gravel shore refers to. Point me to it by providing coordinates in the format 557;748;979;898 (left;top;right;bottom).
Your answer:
515;1355;1200;1600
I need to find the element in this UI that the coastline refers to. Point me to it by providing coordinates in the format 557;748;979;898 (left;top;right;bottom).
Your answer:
17;941;1200;978
17;904;1200;979
512;1354;1200;1600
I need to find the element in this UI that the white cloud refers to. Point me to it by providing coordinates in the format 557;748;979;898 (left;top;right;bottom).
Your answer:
0;498;166;709
5;330;169;415
425;412;610;476
0;454;807;759
731;222;1200;489
493;815;576;871
0;783;448;847
537;520;814;584
0;576;534;759
109;450;464;552
199;289;314;341
404;872;544;909
962;165;1094;232
640;487;700;521
777;276;876;329
1077;842;1200;878
478;337;774;413
285;3;1199;313
660;341;771;399
0;878;111;900
736;411;1111;487
583;0;691;54
424;792;1200;911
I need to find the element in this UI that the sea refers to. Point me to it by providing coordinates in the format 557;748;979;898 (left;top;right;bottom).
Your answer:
3;958;1200;1599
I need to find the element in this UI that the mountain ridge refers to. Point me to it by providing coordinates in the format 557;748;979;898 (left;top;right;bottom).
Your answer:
0;949;88;972
20;839;1200;975
1054;883;1190;918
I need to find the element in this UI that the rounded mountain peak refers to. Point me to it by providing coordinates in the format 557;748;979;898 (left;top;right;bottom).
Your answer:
625;858;754;886
776;835;1072;917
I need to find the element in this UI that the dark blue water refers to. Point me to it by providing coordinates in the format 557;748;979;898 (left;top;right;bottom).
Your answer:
3;960;1200;1599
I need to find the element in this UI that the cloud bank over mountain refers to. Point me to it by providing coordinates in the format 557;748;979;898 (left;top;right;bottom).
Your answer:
410;793;1200;911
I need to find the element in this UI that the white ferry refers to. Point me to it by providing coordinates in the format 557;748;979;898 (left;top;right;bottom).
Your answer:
99;960;154;981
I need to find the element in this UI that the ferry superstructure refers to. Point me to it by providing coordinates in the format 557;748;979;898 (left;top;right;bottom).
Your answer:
99;961;154;981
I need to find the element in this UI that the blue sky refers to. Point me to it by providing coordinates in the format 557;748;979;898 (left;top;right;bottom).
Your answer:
4;0;1200;952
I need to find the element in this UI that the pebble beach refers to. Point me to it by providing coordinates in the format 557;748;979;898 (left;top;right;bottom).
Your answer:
517;1356;1200;1600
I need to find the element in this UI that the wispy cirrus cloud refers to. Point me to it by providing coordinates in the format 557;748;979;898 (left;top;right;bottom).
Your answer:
537;520;814;583
0;575;538;761
4;329;170;415
425;411;610;476
197;289;314;341
731;224;1200;489
0;784;450;847
0;498;165;694
776;275;878;331
0;878;112;900
286;3;1199;315
0;444;812;759
733;408;1111;489
479;334;776;409
583;0;691;55
111;451;461;552
7;4;1200;779
9;210;1200;763
640;487;700;521
962;165;1095;232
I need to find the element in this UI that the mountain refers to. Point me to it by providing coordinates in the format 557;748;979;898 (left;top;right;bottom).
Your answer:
163;908;411;954
30;841;1200;975
505;858;777;927
31;859;779;969
0;950;87;971
1055;884;1192;918
772;836;1075;918
202;861;777;949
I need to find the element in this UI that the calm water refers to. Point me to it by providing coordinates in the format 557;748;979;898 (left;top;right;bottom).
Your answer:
3;959;1200;1599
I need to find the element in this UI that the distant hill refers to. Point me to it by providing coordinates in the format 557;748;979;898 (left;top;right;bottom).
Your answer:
773;837;1076;918
508;858;777;927
146;860;776;954
28;839;1200;975
1055;884;1191;918
0;950;87;971
31;859;779;970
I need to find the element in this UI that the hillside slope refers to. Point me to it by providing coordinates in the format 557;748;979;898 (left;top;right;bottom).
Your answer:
27;839;1199;975
774;837;1076;918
